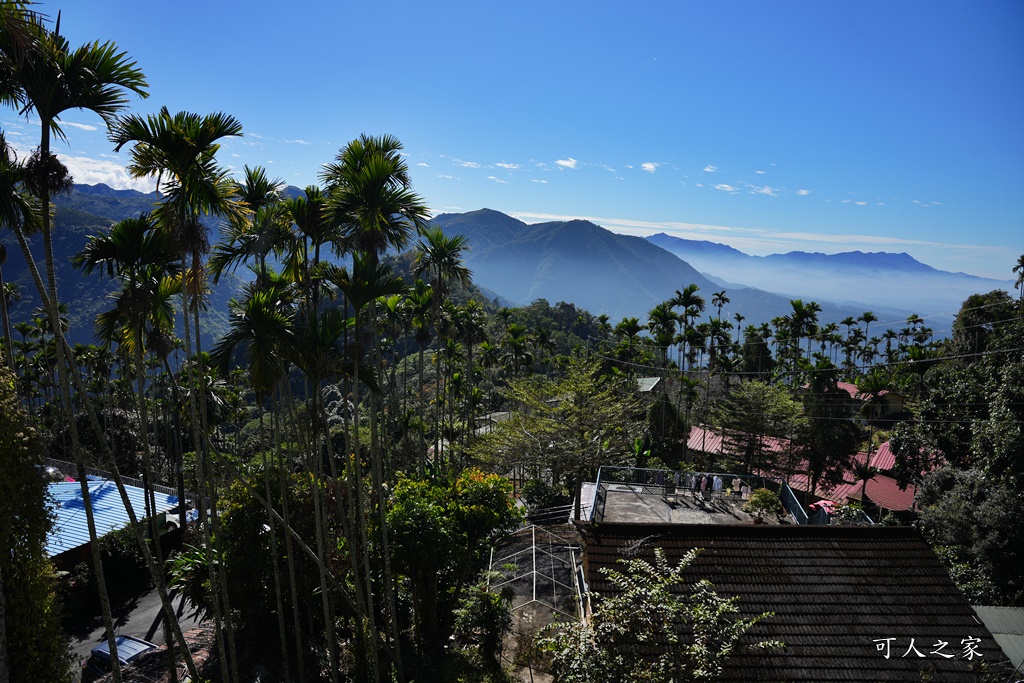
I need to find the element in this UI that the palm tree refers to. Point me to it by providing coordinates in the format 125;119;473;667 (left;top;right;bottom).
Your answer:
111;106;244;683
414;226;472;460
281;185;335;317
408;279;434;471
322;133;429;266
646;301;677;367
859;311;878;345
210;286;295;679
330;254;408;681
6;12;148;337
712;289;729;320
671;284;704;371
321;135;429;679
3;18;148;681
1014;254;1024;308
457;300;488;449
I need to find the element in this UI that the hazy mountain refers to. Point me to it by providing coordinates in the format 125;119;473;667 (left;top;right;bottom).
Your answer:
646;233;1013;323
431;209;897;330
1;185;243;348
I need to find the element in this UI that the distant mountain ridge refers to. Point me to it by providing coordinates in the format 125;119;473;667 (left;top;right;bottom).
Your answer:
430;209;897;329
10;186;991;345
645;232;1012;322
0;184;243;348
646;233;945;274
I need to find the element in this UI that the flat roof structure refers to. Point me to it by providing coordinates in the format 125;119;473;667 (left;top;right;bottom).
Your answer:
580;481;788;526
46;480;179;557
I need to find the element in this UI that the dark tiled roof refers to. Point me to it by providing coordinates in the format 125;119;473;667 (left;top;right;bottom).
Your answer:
582;523;1011;682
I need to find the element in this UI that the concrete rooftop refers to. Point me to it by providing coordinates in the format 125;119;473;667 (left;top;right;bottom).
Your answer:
580;481;792;526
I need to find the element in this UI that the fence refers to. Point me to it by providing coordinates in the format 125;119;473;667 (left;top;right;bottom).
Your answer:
589;465;814;525
45;458;182;498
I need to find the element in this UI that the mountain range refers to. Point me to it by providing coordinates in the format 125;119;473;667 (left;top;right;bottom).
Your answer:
5;185;1009;347
430;209;940;335
645;233;1013;323
1;184;242;348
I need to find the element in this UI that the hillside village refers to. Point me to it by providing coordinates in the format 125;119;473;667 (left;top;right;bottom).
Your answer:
2;4;1024;683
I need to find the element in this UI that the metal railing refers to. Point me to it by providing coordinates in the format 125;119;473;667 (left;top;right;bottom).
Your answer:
591;465;814;525
45;458;183;499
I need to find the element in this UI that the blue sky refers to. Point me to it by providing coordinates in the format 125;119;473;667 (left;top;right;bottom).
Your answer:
3;1;1022;279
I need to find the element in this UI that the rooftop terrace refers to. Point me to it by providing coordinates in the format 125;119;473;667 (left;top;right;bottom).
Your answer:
581;467;811;526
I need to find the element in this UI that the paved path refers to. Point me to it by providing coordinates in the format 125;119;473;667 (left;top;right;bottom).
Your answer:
69;587;203;679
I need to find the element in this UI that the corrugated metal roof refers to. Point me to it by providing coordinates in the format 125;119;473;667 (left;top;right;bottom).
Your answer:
636;377;661;392
869;441;896;471
974;606;1024;669
974;606;1024;635
46;480;179;557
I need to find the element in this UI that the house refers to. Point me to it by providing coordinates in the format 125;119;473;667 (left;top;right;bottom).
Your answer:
837;381;909;421
580;522;1013;681
683;426;921;516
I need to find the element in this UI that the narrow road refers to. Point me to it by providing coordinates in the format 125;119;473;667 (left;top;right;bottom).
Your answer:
69;587;202;679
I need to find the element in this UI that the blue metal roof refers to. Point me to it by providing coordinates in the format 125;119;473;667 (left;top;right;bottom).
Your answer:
46;480;179;557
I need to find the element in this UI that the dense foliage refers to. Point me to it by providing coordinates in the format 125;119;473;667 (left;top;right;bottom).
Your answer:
2;5;1022;682
541;547;781;682
0;365;70;682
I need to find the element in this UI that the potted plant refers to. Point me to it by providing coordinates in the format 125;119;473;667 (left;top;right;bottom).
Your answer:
743;488;783;524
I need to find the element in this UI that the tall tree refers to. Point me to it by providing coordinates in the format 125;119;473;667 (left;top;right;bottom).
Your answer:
414;226;472;464
671;284;704;371
1013;253;1024;307
714;379;805;475
796;357;861;503
712;289;729;320
3;15;147;679
111;106;244;683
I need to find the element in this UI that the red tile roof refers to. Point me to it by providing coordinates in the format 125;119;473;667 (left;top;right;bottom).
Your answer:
686;427;921;511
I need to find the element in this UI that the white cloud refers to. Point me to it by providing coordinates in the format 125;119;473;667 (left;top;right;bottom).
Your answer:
56;153;156;192
755;170;766;175
695;183;704;188
63;121;98;132
532;179;548;184
438;174;459;180
703;164;717;173
487;176;508;184
854;201;868;206
796;189;811;196
418;162;429;167
752;185;778;197
556;158;578;169
454;159;480;168
713;183;738;193
495;162;519;169
641;162;659;173
284;138;310;145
